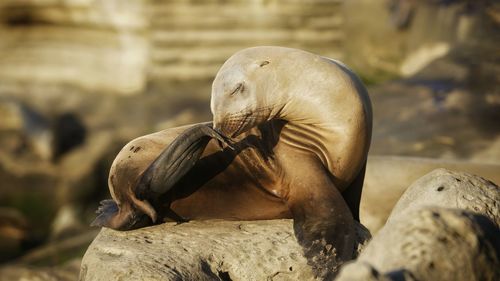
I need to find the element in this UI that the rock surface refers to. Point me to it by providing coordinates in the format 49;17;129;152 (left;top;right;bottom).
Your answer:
361;157;500;233
0;0;149;94
0;258;81;281
338;208;500;281
80;220;370;281
388;168;499;226
338;169;500;281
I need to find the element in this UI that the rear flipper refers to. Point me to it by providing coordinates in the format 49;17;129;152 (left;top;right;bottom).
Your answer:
91;199;118;227
93;123;233;230
91;197;156;230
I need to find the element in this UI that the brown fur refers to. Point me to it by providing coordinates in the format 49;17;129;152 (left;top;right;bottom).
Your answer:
106;47;372;278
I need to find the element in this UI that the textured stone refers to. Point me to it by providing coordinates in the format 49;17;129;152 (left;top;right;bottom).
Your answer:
345;208;500;281
80;220;370;281
339;169;500;281
0;0;149;95
149;0;344;81
0;258;81;281
361;157;500;233
387;169;499;226
336;262;417;281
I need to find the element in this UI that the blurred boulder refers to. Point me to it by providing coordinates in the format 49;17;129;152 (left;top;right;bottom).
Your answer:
387;168;499;226
339;168;500;281
0;0;149;95
0;84;214;259
0;258;81;281
0;208;29;263
14;230;98;266
0;98;87;162
352;1;500;162
361;156;500;233
154;109;199;131
369;73;500;160
0;98;53;161
148;0;344;81
338;208;499;281
344;0;499;80
80;220;370;281
52;113;86;162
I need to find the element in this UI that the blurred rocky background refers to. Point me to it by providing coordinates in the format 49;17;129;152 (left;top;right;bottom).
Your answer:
0;0;498;280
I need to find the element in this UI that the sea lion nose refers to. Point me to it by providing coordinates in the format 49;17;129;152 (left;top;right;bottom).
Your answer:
212;115;224;134
213;121;221;134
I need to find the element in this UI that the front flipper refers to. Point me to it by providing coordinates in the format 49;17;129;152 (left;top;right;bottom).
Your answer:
137;122;233;198
283;154;356;279
341;161;367;222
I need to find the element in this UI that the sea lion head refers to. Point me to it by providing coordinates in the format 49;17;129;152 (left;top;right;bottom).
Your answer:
211;47;291;138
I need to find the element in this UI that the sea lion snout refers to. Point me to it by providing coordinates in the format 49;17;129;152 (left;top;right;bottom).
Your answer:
214;112;255;138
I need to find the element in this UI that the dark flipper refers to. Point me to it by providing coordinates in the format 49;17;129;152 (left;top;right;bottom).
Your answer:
282;155;356;279
91;199;152;230
90;199;119;227
137;122;233;198
341;161;367;222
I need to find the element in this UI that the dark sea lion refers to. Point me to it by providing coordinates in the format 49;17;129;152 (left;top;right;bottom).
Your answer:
96;46;372;278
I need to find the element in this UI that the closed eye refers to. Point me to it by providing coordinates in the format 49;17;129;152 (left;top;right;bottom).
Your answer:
230;83;243;96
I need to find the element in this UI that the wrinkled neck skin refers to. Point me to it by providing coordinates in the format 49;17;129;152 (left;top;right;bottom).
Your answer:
212;47;372;187
272;68;367;183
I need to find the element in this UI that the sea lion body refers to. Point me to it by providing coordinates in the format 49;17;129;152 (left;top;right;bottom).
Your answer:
104;47;372;278
111;122;293;221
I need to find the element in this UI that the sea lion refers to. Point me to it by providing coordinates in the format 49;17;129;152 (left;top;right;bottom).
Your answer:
91;122;233;230
96;46;372;278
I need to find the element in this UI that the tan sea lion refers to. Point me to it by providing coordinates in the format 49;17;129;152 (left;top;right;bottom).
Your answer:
94;46;372;278
91;122;232;230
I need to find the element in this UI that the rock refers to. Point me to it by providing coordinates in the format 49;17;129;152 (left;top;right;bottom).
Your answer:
335;262;417;281
50;205;84;240
80;220;370;281
149;1;344;81
344;0;498;80
387;168;499;226
14;230;98;265
0;0;149;95
338;208;500;281
0;98;53;161
154;109;199;131
0;87;213;255
0;208;29;263
361;156;500;233
0;258;81;281
339;169;500;281
369;79;500;160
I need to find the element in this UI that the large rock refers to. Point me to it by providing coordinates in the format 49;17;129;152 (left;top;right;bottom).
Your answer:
0;0;149;95
387;168;499;226
343;0;498;79
0;258;81;281
149;0;344;81
338;169;500;281
361;157;500;232
337;208;500;281
80;220;370;281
